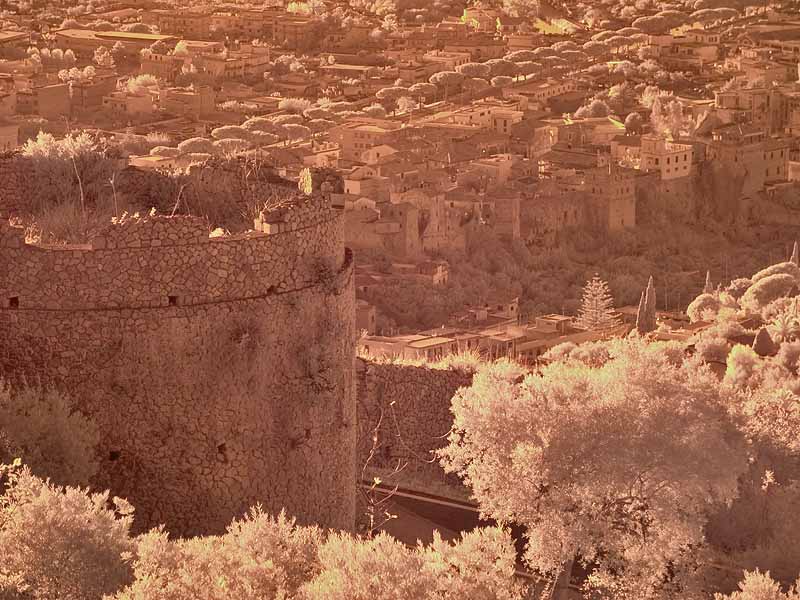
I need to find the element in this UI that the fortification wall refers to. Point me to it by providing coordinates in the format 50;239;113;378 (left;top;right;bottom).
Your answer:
0;197;357;537
356;359;473;494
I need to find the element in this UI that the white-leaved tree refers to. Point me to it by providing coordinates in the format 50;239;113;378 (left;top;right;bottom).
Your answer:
440;339;749;600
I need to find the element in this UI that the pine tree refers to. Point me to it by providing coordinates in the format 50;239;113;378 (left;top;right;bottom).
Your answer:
791;241;799;266
575;275;620;331
703;270;713;294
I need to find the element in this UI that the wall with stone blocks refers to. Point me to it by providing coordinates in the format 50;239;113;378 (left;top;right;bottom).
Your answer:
0;197;357;537
356;359;474;492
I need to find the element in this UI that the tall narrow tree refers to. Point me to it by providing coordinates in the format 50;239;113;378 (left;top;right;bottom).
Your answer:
643;275;657;331
791;241;799;266
703;270;713;294
635;290;649;334
575;275;620;330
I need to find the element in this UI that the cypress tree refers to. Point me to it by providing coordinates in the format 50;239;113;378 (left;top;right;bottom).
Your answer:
703;271;713;294
643;275;657;332
791;241;799;266
575;275;620;331
635;290;648;334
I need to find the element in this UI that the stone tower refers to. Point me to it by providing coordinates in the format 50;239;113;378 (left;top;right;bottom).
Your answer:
0;193;356;536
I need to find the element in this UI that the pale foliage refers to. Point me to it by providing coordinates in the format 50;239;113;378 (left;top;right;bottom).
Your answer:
741;275;798;314
301;528;523;600
0;382;99;488
752;262;800;285
715;570;800;600
113;508;320;600
441;338;748;598
575;275;620;330
0;468;135;600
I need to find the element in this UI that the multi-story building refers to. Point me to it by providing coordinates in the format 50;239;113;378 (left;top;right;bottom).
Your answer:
329;119;404;163
584;165;637;231
640;135;694;180
140;52;185;81
273;16;316;50
142;9;213;39
706;124;770;195
158;85;216;117
447;99;525;134
196;47;271;81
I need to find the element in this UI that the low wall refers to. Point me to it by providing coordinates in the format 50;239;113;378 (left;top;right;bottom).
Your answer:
356;359;474;495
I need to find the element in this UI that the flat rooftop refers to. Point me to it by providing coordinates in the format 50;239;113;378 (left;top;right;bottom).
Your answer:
55;29;177;43
0;31;27;42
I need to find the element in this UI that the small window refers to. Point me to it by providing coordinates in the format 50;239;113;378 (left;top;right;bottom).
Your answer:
109;450;121;461
168;295;179;306
8;297;18;309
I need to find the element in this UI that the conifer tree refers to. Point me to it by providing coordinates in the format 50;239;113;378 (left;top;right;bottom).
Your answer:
575;275;620;330
791;241;799;266
643;275;657;331
635;290;647;335
703;270;713;294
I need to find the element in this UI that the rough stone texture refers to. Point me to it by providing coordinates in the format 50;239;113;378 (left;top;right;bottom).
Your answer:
356;359;473;492
0;194;357;537
0;152;28;216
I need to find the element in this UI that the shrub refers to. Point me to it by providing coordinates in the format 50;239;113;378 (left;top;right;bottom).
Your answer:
751;262;800;284
278;97;312;114
0;468;135;600
724;344;761;390
687;292;720;323
725;277;753;300
114;508;320;600
741;274;798;314
776;342;800;372
20;131;120;244
0;383;99;488
696;337;730;364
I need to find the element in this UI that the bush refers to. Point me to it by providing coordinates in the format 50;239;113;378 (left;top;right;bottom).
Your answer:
776;342;800;372
741;274;798;314
687;293;720;323
751;262;800;284
726;278;753;300
0;383;99;488
724;344;761;390
0;467;135;600
114;509;320;600
696;336;730;363
20;131;120;244
278;97;312;114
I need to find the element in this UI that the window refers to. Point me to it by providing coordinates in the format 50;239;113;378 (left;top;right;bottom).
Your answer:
168;295;179;306
7;297;18;309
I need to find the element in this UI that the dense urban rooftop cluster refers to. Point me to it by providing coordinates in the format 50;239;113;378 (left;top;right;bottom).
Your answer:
3;0;800;599
1;0;800;332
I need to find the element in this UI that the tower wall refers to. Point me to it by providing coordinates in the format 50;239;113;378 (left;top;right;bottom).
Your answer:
0;197;357;536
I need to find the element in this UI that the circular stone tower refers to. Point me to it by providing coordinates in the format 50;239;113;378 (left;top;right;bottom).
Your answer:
0;193;356;536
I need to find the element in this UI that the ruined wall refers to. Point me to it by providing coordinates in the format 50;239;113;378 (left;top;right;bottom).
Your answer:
0;196;358;537
356;359;473;494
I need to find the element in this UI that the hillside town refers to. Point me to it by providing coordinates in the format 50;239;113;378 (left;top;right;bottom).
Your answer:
2;0;800;598
1;0;800;336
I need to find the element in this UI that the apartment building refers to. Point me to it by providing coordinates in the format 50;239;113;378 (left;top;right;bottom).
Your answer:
640;134;694;180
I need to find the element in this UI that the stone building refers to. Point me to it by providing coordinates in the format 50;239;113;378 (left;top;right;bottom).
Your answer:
0;192;357;537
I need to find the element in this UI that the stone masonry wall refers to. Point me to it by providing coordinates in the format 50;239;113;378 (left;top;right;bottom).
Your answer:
0;196;357;537
356;359;473;494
